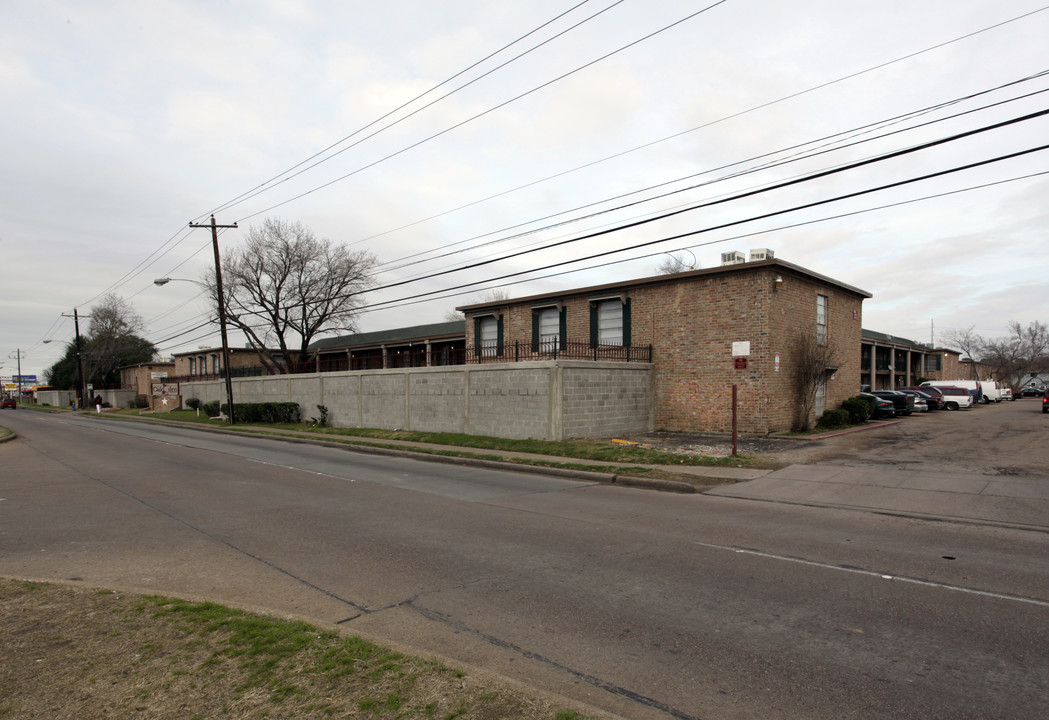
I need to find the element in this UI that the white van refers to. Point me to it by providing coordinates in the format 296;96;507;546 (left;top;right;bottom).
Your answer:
921;380;982;405
978;380;1001;403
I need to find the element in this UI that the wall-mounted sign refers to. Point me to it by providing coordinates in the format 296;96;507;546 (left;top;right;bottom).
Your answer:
152;383;180;397
734;357;748;370
775;352;781;372
732;341;751;356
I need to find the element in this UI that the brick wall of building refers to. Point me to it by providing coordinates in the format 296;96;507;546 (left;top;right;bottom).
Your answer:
463;264;865;434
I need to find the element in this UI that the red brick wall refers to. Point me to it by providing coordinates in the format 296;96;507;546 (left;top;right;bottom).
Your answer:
464;266;865;434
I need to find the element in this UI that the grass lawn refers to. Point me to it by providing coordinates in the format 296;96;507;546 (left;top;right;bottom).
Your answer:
0;579;589;720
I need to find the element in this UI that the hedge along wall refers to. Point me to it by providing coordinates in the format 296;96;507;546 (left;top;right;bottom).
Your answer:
180;360;654;441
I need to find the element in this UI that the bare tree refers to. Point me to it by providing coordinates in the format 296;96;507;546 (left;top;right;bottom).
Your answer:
982;321;1049;388
70;294;156;389
939;326;985;379
656;252;697;275
791;332;839;432
443;289;511;322
209;218;377;371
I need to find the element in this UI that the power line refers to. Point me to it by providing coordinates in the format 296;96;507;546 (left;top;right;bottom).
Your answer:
78;4;1046;314
374;74;1049;279
205;136;1049;327
350;157;1049;314
352;109;1049;302
350;6;1049;251
232;1;731;223
203;0;626;220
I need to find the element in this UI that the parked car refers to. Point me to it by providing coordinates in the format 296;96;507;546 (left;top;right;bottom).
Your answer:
1001;388;1014;401
861;392;896;418
1021;385;1045;397
1043;389;1049;414
921;380;983;404
936;386;974;410
901;388;940;411
869;390;915;416
1;397;15;409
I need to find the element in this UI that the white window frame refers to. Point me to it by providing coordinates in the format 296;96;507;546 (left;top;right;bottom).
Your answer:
597;299;623;346
538;306;560;350
479;315;499;357
817;295;828;346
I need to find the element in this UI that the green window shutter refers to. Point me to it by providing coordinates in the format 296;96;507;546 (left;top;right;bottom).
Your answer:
559;306;567;347
589;303;598;347
473;317;482;357
531;311;539;352
623;298;632;346
497;314;504;356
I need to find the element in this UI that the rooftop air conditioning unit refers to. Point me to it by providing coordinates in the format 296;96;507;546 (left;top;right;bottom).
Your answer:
720;251;746;266
749;248;774;261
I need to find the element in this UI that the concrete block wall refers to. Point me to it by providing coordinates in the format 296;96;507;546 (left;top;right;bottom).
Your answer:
562;365;652;438
467;367;550;440
181;360;652;441
362;373;408;430
409;372;466;434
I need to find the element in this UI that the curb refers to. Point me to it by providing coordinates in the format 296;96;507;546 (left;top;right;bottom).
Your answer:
75;414;730;492
789;420;901;441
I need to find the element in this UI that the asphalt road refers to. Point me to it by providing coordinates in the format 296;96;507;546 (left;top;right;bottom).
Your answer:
1;410;1047;719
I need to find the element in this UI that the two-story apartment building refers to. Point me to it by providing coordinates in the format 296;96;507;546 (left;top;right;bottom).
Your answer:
457;256;870;435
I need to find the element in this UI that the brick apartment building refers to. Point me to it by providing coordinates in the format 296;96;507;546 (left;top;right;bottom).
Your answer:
180;255;869;437
457;255;870;435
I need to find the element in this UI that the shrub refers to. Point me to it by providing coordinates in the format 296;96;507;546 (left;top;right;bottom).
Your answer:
310;404;329;427
203;400;221;418
133;394;150;409
816;409;849;429
841;395;873;424
221;402;300;424
185;398;202;411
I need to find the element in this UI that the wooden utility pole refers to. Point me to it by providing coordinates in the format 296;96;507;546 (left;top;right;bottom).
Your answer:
60;309;88;409
189;215;238;424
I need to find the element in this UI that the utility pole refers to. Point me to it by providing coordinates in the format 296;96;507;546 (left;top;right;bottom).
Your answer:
9;349;24;401
189;215;238;424
61;310;87;409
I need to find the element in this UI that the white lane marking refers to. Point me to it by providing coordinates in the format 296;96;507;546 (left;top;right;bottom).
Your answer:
694;541;1049;609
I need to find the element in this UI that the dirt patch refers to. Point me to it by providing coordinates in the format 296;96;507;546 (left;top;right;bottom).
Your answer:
0;579;590;720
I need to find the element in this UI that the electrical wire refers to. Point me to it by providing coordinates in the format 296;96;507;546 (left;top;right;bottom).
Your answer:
374;74;1049;278
342;108;1049;303
270;4;1049;246
350;150;1049;314
356;169;1049;315
202;0;626;220
232;1;731;223
73;4;1046;314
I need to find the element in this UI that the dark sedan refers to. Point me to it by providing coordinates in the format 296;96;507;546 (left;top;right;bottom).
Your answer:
901;388;940;411
1022;385;1046;397
869;390;914;416
861;392;896;418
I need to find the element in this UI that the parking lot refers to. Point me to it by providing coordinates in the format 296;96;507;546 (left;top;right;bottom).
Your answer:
767;394;1049;477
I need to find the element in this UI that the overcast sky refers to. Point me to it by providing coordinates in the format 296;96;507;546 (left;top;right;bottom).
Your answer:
2;0;1048;380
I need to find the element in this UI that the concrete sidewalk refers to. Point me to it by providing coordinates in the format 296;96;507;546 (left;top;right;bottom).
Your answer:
706;463;1049;532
